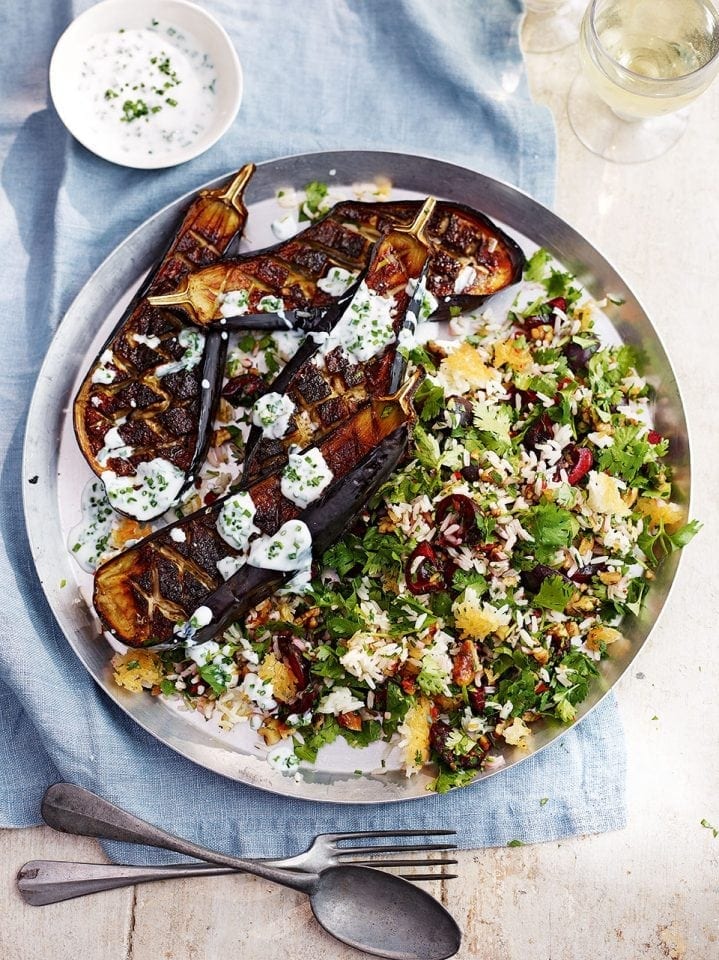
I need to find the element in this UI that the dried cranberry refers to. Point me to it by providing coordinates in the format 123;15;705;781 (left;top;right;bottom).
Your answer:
571;561;606;584
560;445;594;485
435;494;478;547
548;297;567;313
468;687;486;714
430;720;485;772
460;463;480;483
564;336;599;374
447;396;474;429
405;543;450;595
281;682;320;717
648;430;663;445
523;412;554;451
278;634;309;687
221;373;267;406
522;314;549;332
521;564;571;595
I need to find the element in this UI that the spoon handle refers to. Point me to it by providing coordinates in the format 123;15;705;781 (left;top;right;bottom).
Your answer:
41;783;316;894
17;859;233;906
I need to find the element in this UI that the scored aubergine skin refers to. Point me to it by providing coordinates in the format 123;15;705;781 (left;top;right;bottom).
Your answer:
242;209;433;484
93;381;418;647
148;198;525;326
73;164;255;517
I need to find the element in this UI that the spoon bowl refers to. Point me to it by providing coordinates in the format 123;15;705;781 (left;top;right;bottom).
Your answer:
312;865;462;960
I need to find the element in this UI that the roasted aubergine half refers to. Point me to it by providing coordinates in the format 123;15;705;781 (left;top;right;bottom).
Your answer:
94;375;419;647
73;164;255;522
147;197;525;326
241;197;437;483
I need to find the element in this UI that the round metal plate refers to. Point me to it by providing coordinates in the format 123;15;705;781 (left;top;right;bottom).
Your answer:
23;150;691;802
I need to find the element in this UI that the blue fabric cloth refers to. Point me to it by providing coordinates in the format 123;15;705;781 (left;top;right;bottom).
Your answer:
0;0;626;861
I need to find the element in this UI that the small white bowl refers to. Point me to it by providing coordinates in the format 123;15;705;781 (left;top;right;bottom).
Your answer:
49;0;243;169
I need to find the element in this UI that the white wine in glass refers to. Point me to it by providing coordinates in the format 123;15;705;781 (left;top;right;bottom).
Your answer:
568;0;719;162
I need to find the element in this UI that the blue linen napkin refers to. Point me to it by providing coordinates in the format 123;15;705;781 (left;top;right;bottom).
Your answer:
0;0;626;860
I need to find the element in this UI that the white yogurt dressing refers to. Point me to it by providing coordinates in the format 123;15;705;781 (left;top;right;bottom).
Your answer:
102;457;185;520
219;289;250;318
315;281;397;366
270;215;299;241
92;348;117;385
73;20;218;161
247;519;313;571
216;554;245;581
68;479;116;572
154;327;205;377
280;447;333;508
173;603;214;642
266;740;300;773
96;422;134;467
132;333;161;349
216;491;258;551
252;392;296;439
317;266;357;297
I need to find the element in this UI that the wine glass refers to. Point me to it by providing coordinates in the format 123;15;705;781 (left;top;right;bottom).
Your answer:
522;0;586;53
568;0;719;163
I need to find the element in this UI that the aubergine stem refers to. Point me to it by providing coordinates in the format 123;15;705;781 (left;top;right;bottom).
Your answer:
394;196;436;244
214;163;256;212
145;279;197;318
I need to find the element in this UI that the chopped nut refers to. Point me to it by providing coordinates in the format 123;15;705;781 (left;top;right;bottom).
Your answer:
531;647;550;665
212;427;232;447
598;570;622;585
566;594;598;615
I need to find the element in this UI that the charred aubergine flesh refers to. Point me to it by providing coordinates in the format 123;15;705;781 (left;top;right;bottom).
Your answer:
73;164;255;522
93;375;419;647
241;198;436;483
147;198;525;326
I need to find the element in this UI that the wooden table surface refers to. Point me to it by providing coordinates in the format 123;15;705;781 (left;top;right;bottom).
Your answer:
3;40;718;960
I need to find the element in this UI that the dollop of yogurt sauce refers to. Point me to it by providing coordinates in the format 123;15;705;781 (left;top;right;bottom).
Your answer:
317;266;357;297
216;491;258;551
68;479;116;572
102;457;185;520
74;19;218;161
154;328;205;377
252;392;296;439
314;281;396;365
248;519;313;571
280;447;333;508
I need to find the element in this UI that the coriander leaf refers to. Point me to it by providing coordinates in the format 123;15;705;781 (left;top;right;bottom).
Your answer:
472;401;513;450
700;818;718;838
198;663;231;696
668;519;702;549
525;504;579;564
533;574;574;612
431;767;478;794
414;378;445;422
412;423;441;470
294;716;340;763
507;839;525;847
524;248;551;283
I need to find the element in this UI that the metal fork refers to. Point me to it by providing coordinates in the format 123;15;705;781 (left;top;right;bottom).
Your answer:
18;829;458;906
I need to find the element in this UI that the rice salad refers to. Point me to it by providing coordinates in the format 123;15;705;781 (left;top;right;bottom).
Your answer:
99;184;698;792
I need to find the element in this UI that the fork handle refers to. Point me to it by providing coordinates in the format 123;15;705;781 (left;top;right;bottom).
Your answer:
17;859;235;906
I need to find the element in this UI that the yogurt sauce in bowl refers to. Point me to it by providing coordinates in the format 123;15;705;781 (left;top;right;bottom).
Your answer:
50;0;243;169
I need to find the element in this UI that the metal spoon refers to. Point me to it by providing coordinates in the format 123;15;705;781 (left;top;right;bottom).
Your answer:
40;784;461;960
